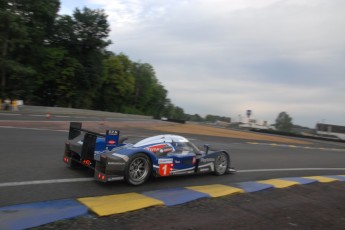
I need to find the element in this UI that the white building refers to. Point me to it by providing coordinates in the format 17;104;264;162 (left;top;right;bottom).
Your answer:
316;123;345;140
239;117;273;130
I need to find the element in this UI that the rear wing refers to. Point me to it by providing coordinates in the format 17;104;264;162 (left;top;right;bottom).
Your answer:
68;122;120;160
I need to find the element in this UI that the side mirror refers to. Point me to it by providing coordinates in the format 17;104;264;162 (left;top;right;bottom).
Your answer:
204;144;210;154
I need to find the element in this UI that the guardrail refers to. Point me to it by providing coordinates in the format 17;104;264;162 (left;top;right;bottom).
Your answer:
11;105;153;120
250;128;345;143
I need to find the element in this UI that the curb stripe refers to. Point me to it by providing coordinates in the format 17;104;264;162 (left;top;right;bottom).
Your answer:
142;187;209;206
324;175;345;181
302;176;339;183
1;175;344;228
77;193;164;216
234;181;274;193
278;177;317;184
0;199;88;230
186;184;244;197
257;179;300;188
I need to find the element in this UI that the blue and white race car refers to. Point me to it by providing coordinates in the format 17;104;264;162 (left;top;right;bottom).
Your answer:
63;122;235;185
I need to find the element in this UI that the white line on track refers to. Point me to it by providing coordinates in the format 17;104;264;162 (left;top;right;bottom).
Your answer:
0;178;94;188
29;114;46;117
1;168;345;188
0;126;67;132
0;120;53;122
0;113;21;116
0;120;104;122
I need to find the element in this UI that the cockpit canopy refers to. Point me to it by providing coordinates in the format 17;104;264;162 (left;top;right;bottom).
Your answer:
134;134;200;154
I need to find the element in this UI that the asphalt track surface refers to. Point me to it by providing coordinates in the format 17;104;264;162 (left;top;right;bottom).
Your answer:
1;112;345;229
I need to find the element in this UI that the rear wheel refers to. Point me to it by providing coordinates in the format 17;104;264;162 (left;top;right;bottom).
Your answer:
125;153;151;186
214;152;228;175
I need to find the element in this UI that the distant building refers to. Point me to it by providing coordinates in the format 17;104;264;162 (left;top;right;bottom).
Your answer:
239;117;273;130
316;123;345;140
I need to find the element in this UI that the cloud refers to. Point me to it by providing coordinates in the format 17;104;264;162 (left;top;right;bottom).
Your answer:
63;0;345;127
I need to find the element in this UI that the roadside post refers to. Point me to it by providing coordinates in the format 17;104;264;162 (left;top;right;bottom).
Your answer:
12;100;18;111
4;98;11;110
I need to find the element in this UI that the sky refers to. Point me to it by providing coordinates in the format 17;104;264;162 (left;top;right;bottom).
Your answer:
59;0;345;128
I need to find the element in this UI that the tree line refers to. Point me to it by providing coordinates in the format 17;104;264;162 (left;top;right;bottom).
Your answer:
0;1;179;119
0;1;233;122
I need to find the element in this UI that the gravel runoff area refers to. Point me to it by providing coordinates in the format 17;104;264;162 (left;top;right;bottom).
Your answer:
1;104;314;145
35;182;345;230
147;123;312;145
0;120;312;145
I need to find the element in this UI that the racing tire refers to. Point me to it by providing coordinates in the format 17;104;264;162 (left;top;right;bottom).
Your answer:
213;152;228;176
125;153;152;186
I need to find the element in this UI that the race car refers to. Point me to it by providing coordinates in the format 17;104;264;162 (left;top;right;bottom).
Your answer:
63;122;235;185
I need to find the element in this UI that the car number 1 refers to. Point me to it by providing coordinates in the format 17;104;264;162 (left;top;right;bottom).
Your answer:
159;163;173;176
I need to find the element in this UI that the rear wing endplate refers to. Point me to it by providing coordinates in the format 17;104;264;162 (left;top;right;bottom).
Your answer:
67;122;120;160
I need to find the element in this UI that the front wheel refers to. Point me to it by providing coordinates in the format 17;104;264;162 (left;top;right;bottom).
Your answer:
213;152;228;175
125;153;151;186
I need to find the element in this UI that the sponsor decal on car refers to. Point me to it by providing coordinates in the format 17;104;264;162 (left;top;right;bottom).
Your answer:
108;130;119;135
200;158;215;163
105;130;120;150
146;144;174;154
158;158;174;176
159;163;173;176
107;162;125;165
108;140;116;145
158;158;174;164
170;170;195;175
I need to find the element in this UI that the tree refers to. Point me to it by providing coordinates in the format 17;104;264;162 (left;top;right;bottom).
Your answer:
275;112;293;132
0;0;60;99
0;2;184;118
71;7;111;108
33;47;81;107
171;106;185;120
130;62;170;117
38;7;111;109
131;63;155;110
186;114;204;122
95;53;135;112
205;114;231;123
